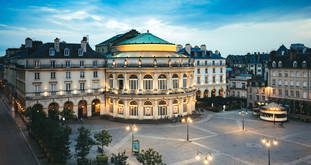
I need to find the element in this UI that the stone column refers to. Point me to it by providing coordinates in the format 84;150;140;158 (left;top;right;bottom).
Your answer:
138;100;143;120
124;73;128;92
87;104;92;117
138;73;143;93
113;73;117;89
168;73;172;90
179;98;183;114
179;73;183;89
168;99;173;118
153;73;158;93
124;100;129;119
153;100;158;119
113;98;118;117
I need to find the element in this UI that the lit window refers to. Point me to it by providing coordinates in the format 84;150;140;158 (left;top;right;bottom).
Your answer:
172;74;179;89
158;74;167;90
129;75;138;90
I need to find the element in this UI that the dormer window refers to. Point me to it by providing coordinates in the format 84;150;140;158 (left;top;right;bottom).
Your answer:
293;61;298;68
49;48;55;56
64;48;70;56
302;61;307;68
272;61;276;68
278;61;282;68
78;48;83;56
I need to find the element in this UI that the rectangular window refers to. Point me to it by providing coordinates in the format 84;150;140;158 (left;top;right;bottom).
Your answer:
93;60;98;67
197;77;201;84
80;82;85;91
197;69;200;74
220;76;223;82
197;61;200;66
50;84;57;95
93;71;98;78
278;89;282;96
290;90;294;97
205;68;208;73
296;91;300;98
50;72;56;79
65;60;71;68
34;72;40;80
50;60;56;68
80;60;84;67
65;83;71;94
34;85;41;96
130;106;138;116
66;72;71;79
109;78;113;89
212;61;215;65
213;76;216;83
285;90;288;96
205;61;207;65
80;71;85;78
220;68;223;73
34;60;40;68
204;76;208;84
220;61;223;65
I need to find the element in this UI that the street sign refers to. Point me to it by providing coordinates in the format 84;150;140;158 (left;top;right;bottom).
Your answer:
132;139;140;153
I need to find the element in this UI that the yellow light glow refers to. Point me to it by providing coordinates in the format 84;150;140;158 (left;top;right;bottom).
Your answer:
125;125;130;131
204;159;209;164
115;44;177;52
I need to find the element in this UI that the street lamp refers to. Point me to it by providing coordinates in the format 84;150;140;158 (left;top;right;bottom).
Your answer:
181;117;193;141
195;152;213;164
261;137;278;165
239;110;248;131
125;124;138;152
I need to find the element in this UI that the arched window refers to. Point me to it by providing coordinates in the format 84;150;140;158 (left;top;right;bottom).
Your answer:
158;74;167;90
118;100;124;115
158;100;167;116
118;74;124;90
143;75;153;90
172;74;179;89
302;61;307;68
293;61;298;68
129;75;138;90
108;74;113;89
278;61;282;68
49;48;55;56
172;99;179;114
129;101;138;116
272;61;276;68
64;48;70;56
144;101;153;116
183;74;187;88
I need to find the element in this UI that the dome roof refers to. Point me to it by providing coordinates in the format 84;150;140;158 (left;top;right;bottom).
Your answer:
115;32;173;45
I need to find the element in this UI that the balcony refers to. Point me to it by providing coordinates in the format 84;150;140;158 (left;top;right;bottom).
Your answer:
17;64;105;69
107;63;194;68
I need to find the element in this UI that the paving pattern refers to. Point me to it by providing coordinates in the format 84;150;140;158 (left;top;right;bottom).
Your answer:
68;111;311;165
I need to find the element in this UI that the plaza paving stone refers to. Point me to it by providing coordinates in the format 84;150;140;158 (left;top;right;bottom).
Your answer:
68;110;311;165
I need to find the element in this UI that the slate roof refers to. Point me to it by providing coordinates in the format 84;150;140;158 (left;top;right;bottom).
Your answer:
178;48;224;59
115;33;173;45
14;42;102;59
96;29;140;46
269;51;311;69
226;54;269;65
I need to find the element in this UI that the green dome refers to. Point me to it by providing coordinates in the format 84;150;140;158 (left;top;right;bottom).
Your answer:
115;33;173;45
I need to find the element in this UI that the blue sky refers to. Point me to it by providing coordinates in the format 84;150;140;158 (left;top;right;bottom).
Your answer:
1;0;311;56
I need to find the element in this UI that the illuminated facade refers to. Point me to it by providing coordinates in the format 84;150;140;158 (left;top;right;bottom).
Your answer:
4;30;197;120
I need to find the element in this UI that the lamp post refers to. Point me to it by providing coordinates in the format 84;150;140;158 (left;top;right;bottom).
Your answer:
239;110;248;131
261;137;278;165
181;117;193;141
125;124;138;152
195;152;213;164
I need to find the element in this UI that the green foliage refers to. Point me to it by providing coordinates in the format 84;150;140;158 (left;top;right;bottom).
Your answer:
96;154;109;165
48;109;60;120
60;108;76;122
94;130;112;154
111;151;128;165
75;126;95;165
24;106;72;164
136;148;166;165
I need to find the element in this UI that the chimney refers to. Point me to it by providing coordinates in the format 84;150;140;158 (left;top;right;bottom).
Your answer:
215;50;220;55
176;44;183;52
54;38;60;52
185;44;191;55
200;44;206;56
25;37;32;48
81;36;88;53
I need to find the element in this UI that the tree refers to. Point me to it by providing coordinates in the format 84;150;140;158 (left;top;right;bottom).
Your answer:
75;126;95;165
94;129;112;154
111;151;128;165
136;148;166;165
60;108;76;122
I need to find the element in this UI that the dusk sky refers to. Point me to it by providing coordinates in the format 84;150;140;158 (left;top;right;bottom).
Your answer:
1;0;311;56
